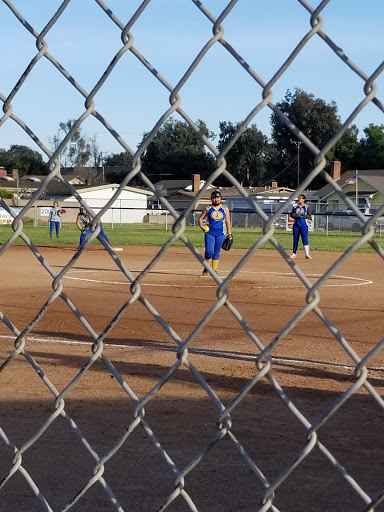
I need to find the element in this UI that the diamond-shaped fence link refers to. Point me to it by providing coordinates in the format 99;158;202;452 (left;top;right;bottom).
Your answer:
1;1;384;511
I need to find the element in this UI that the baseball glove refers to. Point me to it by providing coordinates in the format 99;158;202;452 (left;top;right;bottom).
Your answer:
222;234;233;251
59;209;66;214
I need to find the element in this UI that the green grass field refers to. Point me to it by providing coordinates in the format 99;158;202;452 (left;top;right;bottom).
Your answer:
1;222;384;253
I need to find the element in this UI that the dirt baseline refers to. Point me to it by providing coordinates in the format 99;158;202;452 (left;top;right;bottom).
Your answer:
1;245;384;512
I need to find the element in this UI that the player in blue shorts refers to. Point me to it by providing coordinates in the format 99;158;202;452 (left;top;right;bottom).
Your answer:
76;205;110;248
198;190;232;275
290;194;312;259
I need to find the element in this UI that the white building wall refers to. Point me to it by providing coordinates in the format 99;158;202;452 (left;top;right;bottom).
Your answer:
64;187;150;223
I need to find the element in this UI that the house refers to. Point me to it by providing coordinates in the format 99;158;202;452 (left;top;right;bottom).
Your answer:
64;183;153;223
148;175;216;209
149;174;295;212
317;161;384;212
147;174;297;228
0;168;90;203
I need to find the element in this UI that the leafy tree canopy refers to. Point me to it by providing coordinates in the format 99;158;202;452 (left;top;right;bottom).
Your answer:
0;145;47;176
217;121;274;187
270;89;348;188
104;152;132;167
141;118;215;181
353;124;384;169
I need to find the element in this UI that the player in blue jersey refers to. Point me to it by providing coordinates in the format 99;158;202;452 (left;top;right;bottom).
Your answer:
198;190;232;275
76;205;110;248
290;194;312;259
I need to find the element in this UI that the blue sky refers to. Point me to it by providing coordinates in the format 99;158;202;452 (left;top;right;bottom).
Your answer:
1;0;383;162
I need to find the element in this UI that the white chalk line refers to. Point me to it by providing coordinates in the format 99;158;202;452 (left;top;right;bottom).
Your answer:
1;334;383;378
62;269;373;289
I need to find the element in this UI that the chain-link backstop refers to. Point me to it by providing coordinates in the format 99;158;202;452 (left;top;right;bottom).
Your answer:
1;1;384;511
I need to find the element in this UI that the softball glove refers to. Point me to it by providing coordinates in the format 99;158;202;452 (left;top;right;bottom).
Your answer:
222;234;233;251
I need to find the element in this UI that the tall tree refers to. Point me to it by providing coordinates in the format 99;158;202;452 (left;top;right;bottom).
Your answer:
102;151;135;185
217;121;274;186
333;124;360;173
270;89;357;188
103;152;132;167
141;118;215;181
89;134;101;169
0;145;47;175
353;124;384;169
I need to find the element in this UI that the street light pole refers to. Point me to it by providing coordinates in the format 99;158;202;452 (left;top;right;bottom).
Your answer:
290;139;303;188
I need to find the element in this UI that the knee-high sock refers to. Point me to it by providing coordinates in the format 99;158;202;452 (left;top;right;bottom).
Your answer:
304;245;310;256
205;258;212;267
212;259;219;271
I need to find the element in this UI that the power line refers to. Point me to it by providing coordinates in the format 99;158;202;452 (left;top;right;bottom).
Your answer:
261;157;297;187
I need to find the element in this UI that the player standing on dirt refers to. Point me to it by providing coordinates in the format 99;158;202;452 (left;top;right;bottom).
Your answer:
290;194;312;259
76;205;110;248
198;190;232;275
48;201;66;238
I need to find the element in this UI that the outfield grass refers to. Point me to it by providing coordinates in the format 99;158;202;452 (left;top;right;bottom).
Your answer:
1;222;384;253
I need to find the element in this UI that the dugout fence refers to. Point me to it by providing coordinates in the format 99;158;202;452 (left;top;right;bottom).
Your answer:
1;1;384;511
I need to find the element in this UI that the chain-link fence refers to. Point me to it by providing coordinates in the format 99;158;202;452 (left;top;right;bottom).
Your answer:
1;1;384;511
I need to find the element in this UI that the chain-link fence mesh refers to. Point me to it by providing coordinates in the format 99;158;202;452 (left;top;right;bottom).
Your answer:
1;1;384;511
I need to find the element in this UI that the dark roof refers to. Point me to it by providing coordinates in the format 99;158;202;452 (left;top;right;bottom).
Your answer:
153;186;294;201
1;176;89;197
317;169;384;199
153;180;192;192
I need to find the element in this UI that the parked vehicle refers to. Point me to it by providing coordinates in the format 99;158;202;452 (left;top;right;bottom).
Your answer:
231;207;287;229
319;209;373;232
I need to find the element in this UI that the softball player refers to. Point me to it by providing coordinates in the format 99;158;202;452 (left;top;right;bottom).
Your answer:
48;201;65;238
198;190;232;275
290;194;312;259
76;205;110;248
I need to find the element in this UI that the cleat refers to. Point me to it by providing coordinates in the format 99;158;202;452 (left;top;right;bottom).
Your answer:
290;254;296;259
305;255;312;259
202;269;208;276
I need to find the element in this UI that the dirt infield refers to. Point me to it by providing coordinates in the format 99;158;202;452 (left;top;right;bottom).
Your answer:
1;245;384;511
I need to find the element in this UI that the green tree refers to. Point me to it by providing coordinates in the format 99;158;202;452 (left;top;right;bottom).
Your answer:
270;89;356;188
102;152;138;185
333;124;360;172
104;151;132;167
353;124;384;169
141;118;215;181
0;145;47;176
217;121;274;186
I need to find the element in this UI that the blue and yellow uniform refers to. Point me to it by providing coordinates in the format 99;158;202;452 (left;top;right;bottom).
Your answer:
290;203;311;258
199;190;232;274
204;203;229;263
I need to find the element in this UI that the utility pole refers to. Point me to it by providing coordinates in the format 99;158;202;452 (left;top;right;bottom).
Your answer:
100;152;105;182
290;139;303;188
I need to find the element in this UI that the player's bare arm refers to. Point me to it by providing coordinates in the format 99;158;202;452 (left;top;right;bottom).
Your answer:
198;209;207;232
224;206;232;235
